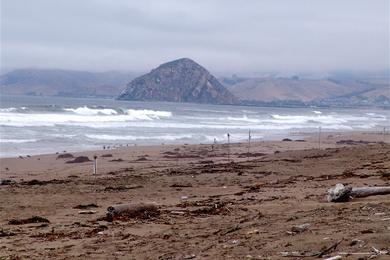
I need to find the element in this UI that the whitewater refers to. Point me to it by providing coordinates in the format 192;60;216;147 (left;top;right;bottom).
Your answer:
0;95;388;157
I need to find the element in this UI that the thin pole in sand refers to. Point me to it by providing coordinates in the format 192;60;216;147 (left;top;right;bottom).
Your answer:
383;127;386;143
227;133;231;162
247;130;251;161
93;155;97;204
318;126;322;149
213;138;217;157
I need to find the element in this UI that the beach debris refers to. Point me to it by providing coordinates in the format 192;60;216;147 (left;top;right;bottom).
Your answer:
237;152;266;158
21;179;70;186
291;223;310;233
170;210;186;215
280;240;343;258
78;210;97;214
56;153;74;159
0;179;15;185
73;203;98;209
337;247;389;258
109;158;124;162
191;202;229;216
316;240;343;257
100;153;113;157
106;203;159;221
282;138;292;141
0;229;15;237
170;183;193;188
9;216;50;225
327;183;390;202
104;185;143;192
66;156;91;163
336;140;379;145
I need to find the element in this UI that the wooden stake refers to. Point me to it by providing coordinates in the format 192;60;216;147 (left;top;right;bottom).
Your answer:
383;127;386;143
247;130;251;161
318;126;322;149
227;133;230;162
93;155;97;204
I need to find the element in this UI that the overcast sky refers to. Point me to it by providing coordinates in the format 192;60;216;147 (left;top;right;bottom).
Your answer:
1;0;389;75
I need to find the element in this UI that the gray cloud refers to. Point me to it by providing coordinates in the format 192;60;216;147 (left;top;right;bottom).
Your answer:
1;0;389;75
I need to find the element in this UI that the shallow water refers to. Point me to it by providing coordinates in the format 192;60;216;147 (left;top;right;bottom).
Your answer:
0;95;388;157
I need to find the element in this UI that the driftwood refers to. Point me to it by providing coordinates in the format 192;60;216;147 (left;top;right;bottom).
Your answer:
327;183;390;202
106;203;159;221
9;216;50;225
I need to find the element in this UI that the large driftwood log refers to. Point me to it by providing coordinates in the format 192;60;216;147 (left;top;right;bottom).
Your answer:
106;203;159;221
327;183;390;202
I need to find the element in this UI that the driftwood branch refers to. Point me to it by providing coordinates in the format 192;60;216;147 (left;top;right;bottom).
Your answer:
327;183;390;202
106;203;159;221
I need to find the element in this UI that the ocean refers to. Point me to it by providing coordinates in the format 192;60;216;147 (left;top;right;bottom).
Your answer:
0;95;388;158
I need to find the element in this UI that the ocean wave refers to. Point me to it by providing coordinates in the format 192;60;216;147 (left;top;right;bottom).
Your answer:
125;109;172;120
64;106;118;115
85;133;212;142
226;115;260;123
0;138;38;143
269;114;369;125
0;108;173;127
0;107;18;112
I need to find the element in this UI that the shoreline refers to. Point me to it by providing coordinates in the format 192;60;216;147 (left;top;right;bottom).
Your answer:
1;130;389;259
1;129;388;159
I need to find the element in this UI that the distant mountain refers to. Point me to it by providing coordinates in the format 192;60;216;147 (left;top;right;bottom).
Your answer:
0;69;137;97
224;76;390;107
118;58;237;105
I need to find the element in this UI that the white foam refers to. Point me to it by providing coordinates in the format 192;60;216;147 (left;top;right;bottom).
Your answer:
226;115;260;123
269;114;369;125
125;109;172;120
313;110;322;114
0;138;38;143
64;106;118;115
0;107;17;112
0;108;173;127
85;133;211;142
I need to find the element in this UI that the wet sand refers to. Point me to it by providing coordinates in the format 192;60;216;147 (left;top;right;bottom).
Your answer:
0;131;389;259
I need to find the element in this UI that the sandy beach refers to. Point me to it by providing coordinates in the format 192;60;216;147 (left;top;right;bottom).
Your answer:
1;131;389;259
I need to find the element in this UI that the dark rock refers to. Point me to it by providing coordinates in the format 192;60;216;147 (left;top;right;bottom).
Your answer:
118;58;237;105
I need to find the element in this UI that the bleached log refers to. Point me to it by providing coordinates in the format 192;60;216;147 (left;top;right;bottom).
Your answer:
327;183;390;202
106;203;159;220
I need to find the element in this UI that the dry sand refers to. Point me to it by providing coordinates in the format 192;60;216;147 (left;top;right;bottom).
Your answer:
0;131;389;259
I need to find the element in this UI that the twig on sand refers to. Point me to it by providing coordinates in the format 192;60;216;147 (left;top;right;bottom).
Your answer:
314;239;343;257
280;239;343;258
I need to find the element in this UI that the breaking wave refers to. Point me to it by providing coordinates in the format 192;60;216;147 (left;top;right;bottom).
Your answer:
1;138;38;143
0;107;173;127
64;106;118;115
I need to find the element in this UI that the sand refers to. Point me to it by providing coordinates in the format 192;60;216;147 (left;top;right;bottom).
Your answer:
0;131;389;259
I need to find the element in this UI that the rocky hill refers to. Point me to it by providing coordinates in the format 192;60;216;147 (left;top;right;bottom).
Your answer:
118;58;237;105
0;69;136;97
